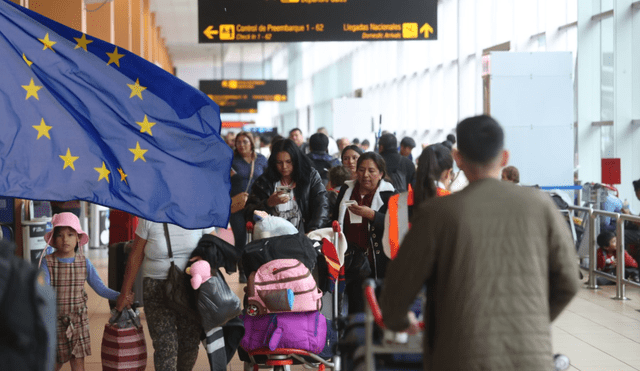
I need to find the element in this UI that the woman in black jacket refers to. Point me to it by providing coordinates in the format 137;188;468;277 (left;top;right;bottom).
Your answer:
245;139;329;233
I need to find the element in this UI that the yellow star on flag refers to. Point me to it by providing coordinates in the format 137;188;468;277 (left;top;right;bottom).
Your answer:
106;46;125;67
22;53;33;67
74;33;93;51
117;168;128;183
128;78;147;100
38;33;56;52
22;78;42;100
94;162;111;182
33;118;52;139
136;115;156;136
129;142;148;162
59;148;79;170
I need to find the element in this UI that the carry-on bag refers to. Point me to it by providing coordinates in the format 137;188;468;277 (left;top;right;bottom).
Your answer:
101;308;147;371
240;311;327;353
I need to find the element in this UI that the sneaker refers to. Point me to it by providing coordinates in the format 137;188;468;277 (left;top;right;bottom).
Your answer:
554;354;570;371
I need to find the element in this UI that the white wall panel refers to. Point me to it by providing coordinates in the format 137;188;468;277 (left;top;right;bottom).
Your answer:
172;1;640;193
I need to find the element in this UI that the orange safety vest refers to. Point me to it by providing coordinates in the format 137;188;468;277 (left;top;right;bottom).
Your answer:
436;187;451;197
387;184;413;260
387;185;451;259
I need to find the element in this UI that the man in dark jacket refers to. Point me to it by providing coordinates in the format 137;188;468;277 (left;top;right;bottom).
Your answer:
289;128;309;154
380;115;579;370
307;133;340;187
400;136;416;162
378;133;415;192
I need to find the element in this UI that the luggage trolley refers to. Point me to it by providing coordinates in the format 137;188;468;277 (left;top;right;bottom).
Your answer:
361;279;571;371
361;279;424;370
242;221;344;371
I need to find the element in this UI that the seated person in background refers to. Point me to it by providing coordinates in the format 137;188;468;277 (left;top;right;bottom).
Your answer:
326;166;352;220
619;180;640;268
596;231;640;283
501;165;519;184
601;191;623;232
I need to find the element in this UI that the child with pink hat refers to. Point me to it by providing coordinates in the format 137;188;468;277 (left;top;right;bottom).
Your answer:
40;212;133;370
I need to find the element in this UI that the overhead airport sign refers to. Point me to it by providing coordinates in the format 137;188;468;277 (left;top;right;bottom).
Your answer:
198;0;437;43
200;80;288;102
202;79;288;114
218;101;258;114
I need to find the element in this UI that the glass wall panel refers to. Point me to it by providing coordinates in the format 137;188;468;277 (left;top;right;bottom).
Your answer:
600;0;613;12
599;13;613;159
600;17;614;121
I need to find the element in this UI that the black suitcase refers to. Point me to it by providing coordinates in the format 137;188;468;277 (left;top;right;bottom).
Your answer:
241;233;318;275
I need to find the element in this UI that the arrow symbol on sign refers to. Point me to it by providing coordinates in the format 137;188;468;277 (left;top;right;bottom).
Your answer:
203;25;219;39
420;23;434;38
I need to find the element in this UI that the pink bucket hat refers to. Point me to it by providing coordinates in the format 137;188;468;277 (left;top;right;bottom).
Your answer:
45;212;89;246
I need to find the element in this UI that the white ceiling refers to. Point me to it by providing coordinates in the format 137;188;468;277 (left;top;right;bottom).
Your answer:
149;0;285;65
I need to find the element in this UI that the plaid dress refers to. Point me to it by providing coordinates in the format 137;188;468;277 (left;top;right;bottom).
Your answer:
46;250;91;364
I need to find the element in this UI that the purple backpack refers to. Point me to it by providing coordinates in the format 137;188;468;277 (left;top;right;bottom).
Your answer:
240;311;327;353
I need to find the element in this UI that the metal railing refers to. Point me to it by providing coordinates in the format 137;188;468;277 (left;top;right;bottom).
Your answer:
568;205;640;299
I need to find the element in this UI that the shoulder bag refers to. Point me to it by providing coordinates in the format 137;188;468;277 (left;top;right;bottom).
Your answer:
163;223;200;321
197;268;242;330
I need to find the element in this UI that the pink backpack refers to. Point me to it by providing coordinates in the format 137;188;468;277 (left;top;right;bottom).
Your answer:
246;259;323;316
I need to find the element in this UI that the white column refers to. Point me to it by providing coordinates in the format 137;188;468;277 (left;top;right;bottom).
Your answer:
577;0;602;184
613;0;636;204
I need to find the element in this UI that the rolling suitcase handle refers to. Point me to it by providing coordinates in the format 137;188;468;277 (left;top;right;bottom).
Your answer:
246;221;254;244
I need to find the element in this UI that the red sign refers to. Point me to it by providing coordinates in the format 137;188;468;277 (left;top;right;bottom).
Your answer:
601;158;621;185
221;121;254;128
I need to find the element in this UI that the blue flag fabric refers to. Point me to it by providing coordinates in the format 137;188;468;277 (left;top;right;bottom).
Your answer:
0;1;232;229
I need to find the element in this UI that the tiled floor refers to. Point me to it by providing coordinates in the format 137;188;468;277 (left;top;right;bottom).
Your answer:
61;245;640;371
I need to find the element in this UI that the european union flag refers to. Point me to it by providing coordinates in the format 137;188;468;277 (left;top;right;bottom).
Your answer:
0;1;233;229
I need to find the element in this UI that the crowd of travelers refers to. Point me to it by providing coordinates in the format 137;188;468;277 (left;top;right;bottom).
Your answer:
12;115;640;370
209;116;583;369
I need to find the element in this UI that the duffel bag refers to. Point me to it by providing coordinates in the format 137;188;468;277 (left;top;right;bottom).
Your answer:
240;311;327;353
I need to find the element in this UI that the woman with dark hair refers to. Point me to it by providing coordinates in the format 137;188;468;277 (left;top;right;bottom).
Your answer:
414;143;454;203
341;144;364;180
230;131;268;281
333;151;396;313
383;144;453;260
244;139;329;233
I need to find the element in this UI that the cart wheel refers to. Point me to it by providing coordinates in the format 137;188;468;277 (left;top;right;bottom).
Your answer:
246;304;259;316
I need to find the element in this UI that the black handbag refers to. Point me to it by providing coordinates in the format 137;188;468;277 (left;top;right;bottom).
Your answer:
197;268;242;330
163;223;200;321
343;244;371;279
